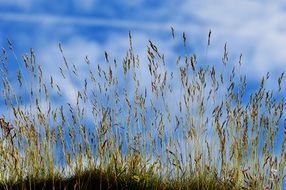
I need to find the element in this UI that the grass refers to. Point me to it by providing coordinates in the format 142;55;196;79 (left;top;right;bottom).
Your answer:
0;29;285;190
1;168;236;190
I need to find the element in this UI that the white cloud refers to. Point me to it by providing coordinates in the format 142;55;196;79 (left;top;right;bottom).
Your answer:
37;37;101;106
179;0;286;80
73;0;98;11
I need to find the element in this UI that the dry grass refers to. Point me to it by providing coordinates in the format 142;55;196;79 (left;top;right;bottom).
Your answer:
0;29;285;190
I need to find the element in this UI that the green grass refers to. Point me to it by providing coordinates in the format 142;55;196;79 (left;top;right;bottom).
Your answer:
1;165;236;190
0;30;285;190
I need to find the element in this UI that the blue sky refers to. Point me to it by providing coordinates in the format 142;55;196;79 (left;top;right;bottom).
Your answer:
0;0;285;116
0;0;286;184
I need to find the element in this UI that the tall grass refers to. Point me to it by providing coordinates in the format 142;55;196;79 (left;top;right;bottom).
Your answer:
0;29;285;190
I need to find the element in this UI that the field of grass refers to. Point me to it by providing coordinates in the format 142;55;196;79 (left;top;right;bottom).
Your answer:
0;30;285;190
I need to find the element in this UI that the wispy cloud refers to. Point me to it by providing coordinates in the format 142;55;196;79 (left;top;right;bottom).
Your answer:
0;12;196;32
0;0;34;10
179;0;286;79
2;0;286;83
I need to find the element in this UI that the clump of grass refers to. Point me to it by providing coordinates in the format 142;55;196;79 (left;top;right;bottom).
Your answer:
0;29;285;190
